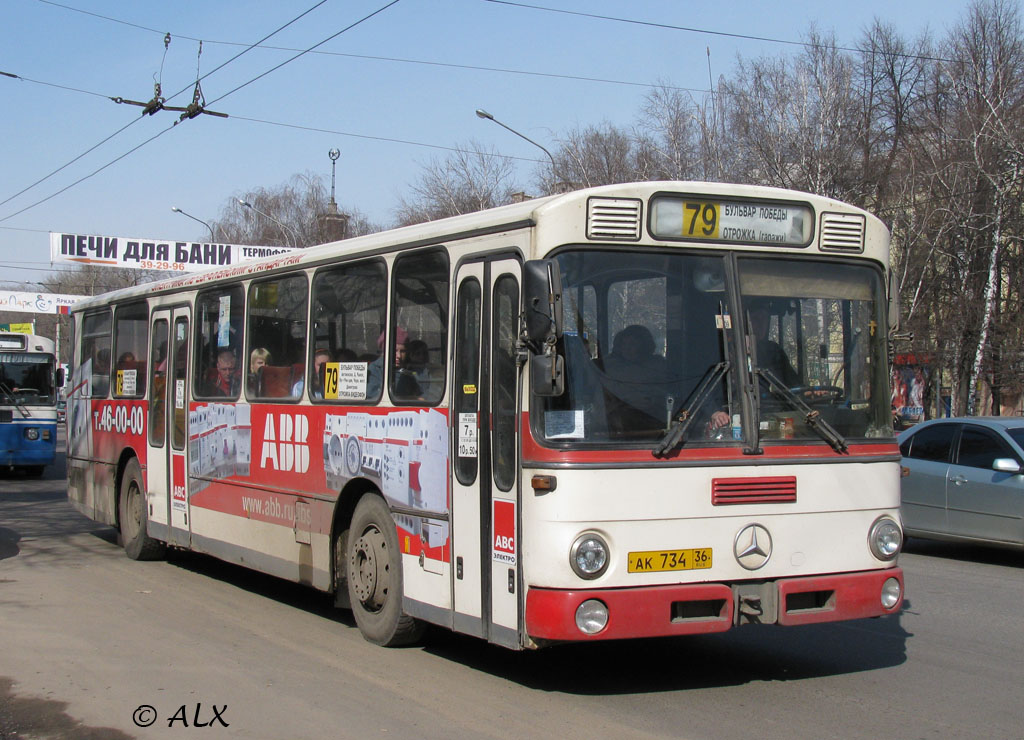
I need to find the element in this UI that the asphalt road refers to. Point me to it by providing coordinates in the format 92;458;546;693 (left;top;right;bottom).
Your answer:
1;445;1021;740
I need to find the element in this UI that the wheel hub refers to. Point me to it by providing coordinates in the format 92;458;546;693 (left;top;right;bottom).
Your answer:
350;527;388;610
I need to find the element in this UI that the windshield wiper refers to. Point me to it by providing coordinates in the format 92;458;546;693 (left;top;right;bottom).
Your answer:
654;361;730;457
0;381;29;418
755;368;848;453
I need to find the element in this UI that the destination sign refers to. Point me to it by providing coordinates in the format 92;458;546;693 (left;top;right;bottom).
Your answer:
651;196;813;247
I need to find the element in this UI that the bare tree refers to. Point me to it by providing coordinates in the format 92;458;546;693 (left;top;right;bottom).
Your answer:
395;141;520;225
209;173;381;247
721;29;863;199
540;122;652;193
944;0;1024;414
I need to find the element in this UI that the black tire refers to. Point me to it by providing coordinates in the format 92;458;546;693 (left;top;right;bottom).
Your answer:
118;458;166;561
347;494;424;646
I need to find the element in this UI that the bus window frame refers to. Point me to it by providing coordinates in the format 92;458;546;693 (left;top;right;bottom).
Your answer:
112;300;149;399
389;247;450;408
193;283;245;402
309;257;389;406
245;271;309;403
80;309;112;399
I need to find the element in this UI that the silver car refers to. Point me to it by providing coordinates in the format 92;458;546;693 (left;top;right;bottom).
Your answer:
899;417;1024;550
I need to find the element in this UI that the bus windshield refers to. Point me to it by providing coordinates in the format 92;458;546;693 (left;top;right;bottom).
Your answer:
737;257;891;443
535;249;891;447
0;353;57;406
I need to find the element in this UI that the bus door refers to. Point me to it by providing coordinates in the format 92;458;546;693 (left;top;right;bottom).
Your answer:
146;307;192;547
451;257;522;648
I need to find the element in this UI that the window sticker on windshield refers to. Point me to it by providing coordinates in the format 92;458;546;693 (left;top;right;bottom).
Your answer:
545;410;585;439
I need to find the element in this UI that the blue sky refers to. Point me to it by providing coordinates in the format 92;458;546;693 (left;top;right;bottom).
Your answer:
1;0;978;288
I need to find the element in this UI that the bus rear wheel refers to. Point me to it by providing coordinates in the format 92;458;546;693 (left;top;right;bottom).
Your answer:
346;494;424;646
118;458;165;561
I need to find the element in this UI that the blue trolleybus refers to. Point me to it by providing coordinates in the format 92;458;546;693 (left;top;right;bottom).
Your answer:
1;332;60;476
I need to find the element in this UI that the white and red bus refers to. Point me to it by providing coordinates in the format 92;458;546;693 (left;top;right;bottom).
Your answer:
67;181;904;649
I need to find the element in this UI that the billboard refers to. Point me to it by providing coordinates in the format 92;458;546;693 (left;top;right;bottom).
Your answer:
0;290;88;315
50;232;298;273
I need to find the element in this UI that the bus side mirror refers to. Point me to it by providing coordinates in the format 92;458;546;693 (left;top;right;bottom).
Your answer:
56;367;65;387
531;354;564;397
523;260;563;344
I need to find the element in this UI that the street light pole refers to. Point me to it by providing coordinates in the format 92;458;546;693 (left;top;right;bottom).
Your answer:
475;108;557;171
171;206;217;243
237;199;298;248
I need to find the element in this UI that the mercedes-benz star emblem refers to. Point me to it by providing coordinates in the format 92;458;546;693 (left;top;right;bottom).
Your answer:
734;524;773;570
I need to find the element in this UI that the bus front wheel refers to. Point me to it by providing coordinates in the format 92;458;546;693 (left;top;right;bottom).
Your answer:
346;494;424;646
118;458;165;561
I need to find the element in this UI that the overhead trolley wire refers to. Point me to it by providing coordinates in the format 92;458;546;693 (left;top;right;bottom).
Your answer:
203;0;402;108
231;114;546;163
0;0;347;222
482;0;956;64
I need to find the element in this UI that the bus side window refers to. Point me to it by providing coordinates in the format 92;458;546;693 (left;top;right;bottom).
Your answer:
113;301;148;398
246;274;308;401
310;259;387;403
81;310;111;398
390;249;448;405
194;286;245;400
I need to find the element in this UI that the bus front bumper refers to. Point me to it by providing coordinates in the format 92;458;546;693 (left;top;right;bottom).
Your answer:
525;568;904;642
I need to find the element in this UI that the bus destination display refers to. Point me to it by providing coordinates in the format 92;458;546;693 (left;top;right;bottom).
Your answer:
651;196;813;246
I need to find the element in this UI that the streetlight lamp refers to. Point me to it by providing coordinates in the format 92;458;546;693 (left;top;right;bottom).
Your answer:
237;199;298;248
475;108;557;171
171;206;217;243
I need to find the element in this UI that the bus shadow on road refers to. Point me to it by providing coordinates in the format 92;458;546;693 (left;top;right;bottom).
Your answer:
421;608;911;694
153;547;910;692
163;548;358;628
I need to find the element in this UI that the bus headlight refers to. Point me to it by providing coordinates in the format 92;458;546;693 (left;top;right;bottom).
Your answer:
868;517;902;561
24;427;39;441
569;533;609;579
575;599;609;634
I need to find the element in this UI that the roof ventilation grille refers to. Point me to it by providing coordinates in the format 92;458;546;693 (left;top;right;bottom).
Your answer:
587;197;642;241
820;212;866;253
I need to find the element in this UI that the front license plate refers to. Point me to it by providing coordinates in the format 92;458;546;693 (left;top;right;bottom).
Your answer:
628;548;712;573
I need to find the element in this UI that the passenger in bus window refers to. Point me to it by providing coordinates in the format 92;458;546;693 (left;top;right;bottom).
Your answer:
117;352;136;368
395;338;432;399
602;325;670;424
203;348;239;396
367;327;407;399
292;348;331;398
604;325;730;435
248;347;271;395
